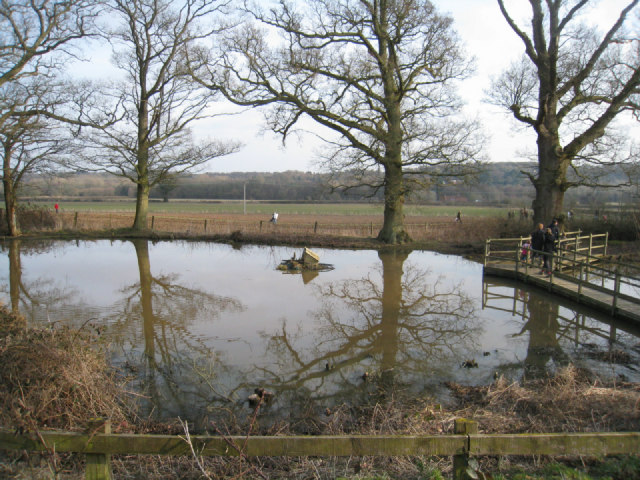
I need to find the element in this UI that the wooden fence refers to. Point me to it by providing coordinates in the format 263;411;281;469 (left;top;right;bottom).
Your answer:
1;419;638;480
48;211;475;241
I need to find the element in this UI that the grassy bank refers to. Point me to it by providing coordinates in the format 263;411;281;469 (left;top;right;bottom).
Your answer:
1;305;639;479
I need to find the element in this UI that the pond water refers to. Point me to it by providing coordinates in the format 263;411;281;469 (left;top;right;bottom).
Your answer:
1;239;639;430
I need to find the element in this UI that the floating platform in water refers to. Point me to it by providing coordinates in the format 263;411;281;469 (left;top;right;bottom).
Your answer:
277;248;334;283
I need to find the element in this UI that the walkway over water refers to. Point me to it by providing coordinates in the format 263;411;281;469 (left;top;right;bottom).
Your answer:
482;231;640;324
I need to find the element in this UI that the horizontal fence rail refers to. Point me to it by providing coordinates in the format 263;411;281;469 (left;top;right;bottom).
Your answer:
2;420;639;480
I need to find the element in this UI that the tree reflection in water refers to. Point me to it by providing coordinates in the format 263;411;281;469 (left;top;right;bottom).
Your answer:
2;239;80;320
511;292;569;380
258;249;478;422
106;239;245;423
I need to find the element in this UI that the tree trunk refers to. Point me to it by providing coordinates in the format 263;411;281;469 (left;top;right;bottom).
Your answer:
132;95;150;232
377;163;410;244
532;84;571;225
132;182;150;231
3;157;19;236
532;132;569;225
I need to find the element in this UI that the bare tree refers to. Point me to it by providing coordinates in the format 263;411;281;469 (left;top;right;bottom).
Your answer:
82;0;240;231
191;0;482;244
489;0;640;224
1;79;76;236
0;0;100;235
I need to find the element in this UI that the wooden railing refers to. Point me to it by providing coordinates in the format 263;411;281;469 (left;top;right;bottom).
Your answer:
483;230;608;267
483;232;640;320
1;419;639;480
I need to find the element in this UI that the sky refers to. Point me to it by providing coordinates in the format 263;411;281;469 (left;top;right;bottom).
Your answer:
74;0;639;173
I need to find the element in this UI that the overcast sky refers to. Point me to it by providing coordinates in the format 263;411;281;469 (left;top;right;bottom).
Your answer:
77;0;638;173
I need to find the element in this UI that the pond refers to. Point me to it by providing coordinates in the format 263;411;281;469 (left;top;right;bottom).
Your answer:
1;239;639;430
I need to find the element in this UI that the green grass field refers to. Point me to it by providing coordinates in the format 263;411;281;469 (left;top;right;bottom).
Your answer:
31;200;509;217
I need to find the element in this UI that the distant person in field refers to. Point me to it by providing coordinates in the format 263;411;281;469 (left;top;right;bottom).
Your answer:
54;203;59;213
455;211;461;223
270;212;278;224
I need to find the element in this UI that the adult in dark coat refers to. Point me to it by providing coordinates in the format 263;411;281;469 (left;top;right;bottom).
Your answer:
530;223;545;263
542;227;556;274
548;218;559;238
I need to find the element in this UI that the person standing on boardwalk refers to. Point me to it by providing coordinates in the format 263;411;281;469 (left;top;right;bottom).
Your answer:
542;227;556;275
530;223;545;264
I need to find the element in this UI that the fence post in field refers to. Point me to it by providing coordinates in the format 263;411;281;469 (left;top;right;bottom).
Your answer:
370;222;373;236
260;220;263;231
204;219;207;233
151;216;155;230
453;418;477;480
85;418;112;480
74;212;78;229
314;221;318;234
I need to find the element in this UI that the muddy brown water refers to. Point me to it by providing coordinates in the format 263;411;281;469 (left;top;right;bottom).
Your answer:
1;239;639;429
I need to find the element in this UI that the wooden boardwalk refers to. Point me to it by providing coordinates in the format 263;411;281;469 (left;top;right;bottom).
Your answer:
483;232;640;325
483;263;640;324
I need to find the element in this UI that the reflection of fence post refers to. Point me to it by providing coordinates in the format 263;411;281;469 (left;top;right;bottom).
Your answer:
85;418;112;480
73;212;78;229
453;418;477;480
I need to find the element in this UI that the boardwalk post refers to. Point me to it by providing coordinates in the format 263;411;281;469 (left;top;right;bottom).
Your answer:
453;418;477;480
484;240;489;267
85;418;112;480
612;268;620;315
578;263;584;300
604;232;609;256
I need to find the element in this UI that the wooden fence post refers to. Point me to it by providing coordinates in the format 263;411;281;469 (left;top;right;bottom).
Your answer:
260;220;263;231
204;219;207;233
151;216;155;230
74;212;78;229
453;418;477;480
85;418;112;480
370;222;373;236
612;268;620;315
314;221;318;234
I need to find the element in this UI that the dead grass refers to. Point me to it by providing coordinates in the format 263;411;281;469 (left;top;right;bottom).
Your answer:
0;305;133;433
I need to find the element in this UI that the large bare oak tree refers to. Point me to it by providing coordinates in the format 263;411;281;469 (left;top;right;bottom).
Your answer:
192;0;482;244
489;0;640;224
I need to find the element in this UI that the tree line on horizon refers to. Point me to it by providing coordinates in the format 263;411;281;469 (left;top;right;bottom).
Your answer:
18;162;637;208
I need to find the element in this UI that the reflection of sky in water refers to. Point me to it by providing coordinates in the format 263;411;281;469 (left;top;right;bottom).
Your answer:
1;240;638;424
